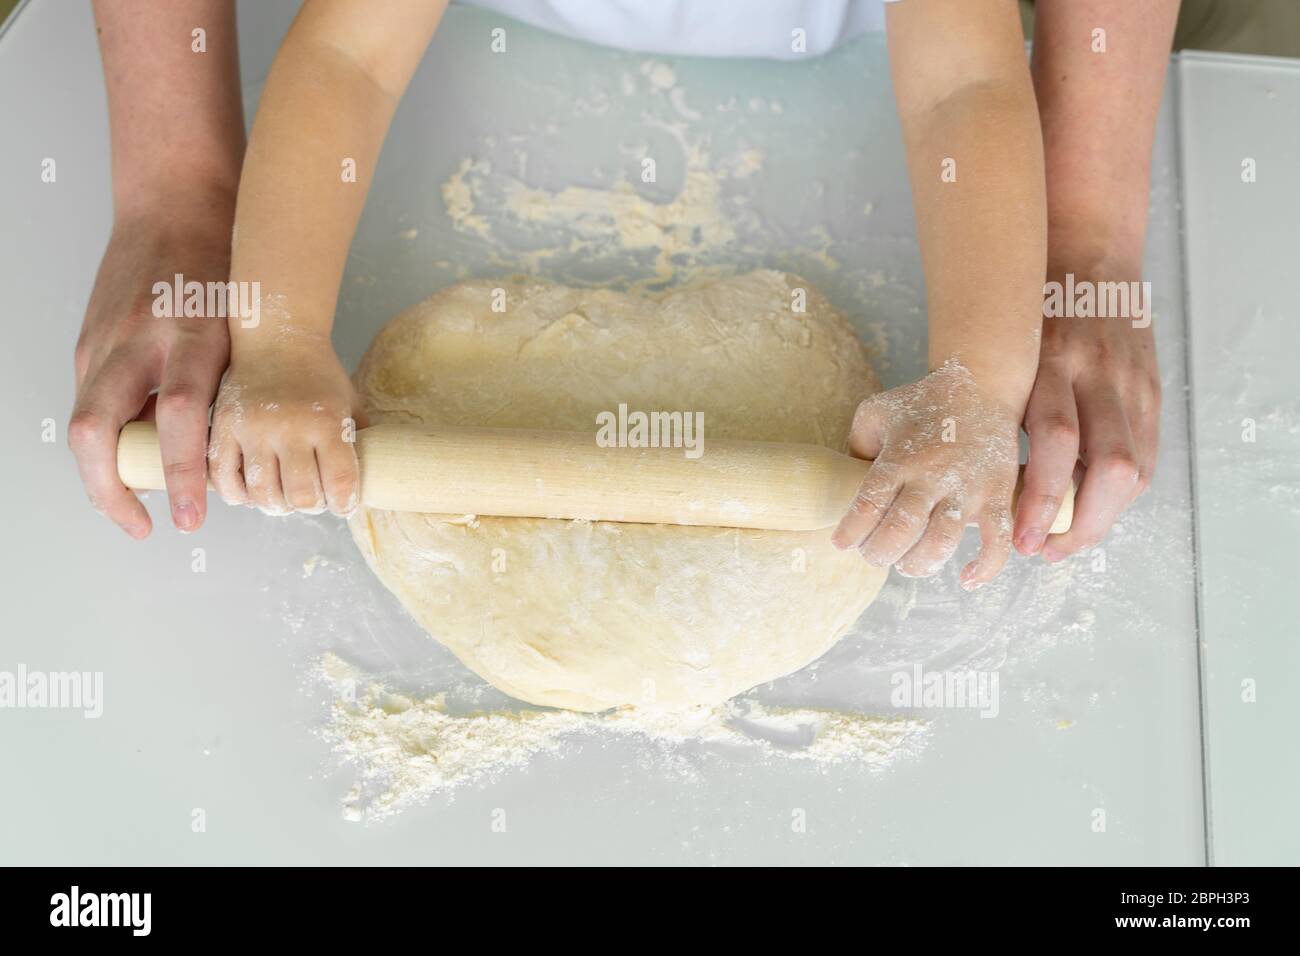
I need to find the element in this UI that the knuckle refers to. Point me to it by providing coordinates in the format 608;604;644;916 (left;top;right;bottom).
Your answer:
323;470;358;493
162;457;206;482
1035;413;1079;447
989;484;1015;511
309;414;347;439
207;446;238;475
67;409;106;450
850;491;882;517
242;460;271;489
1080;337;1115;369
1095;449;1140;486
931;526;963;552
122;303;157;325
888;507;924;531
156;382;204;418
1030;491;1062;513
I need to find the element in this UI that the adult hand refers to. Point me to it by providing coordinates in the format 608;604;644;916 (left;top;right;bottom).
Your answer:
1014;268;1161;561
69;211;233;538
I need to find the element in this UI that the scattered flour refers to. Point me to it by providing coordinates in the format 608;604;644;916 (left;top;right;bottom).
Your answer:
441;143;748;284
438;79;840;286
317;653;929;823
640;59;677;91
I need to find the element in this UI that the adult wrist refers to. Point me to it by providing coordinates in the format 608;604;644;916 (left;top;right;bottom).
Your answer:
112;170;239;239
1046;224;1145;283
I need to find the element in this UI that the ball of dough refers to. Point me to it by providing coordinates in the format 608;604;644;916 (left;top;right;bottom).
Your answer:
349;271;887;711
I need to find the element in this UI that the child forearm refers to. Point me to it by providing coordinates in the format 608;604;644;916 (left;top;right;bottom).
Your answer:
228;0;448;351
229;42;398;349
885;0;1047;418
209;1;447;516
900;81;1047;416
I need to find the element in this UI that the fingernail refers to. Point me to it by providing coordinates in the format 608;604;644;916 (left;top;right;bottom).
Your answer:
1018;529;1044;555
960;567;980;590
174;500;198;532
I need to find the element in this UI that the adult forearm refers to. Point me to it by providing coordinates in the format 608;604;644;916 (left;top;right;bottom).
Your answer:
1031;0;1180;271
93;0;245;221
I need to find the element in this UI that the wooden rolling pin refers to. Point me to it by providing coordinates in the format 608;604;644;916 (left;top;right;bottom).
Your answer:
116;421;1073;534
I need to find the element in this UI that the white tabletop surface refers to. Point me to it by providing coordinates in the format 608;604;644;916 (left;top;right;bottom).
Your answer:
1;1;1285;865
1177;52;1300;866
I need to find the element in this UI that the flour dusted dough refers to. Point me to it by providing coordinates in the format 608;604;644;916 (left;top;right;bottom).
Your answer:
349;271;887;711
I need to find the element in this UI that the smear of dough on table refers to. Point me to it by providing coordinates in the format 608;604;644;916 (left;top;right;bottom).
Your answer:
442;144;737;284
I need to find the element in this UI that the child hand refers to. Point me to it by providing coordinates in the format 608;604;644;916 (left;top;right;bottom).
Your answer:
208;337;367;517
831;362;1021;589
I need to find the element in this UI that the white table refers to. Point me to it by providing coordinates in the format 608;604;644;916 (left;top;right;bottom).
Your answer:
0;1;1289;864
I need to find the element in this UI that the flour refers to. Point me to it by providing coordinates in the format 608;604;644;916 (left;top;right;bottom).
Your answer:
1204;398;1300;518
440;159;491;240
441;143;749;284
640;60;677;92
317;653;930;823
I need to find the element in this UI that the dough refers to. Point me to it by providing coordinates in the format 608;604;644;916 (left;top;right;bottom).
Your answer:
349;271;887;711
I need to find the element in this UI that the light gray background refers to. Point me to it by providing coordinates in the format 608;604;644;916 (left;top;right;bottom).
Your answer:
0;1;1291;864
1178;53;1300;867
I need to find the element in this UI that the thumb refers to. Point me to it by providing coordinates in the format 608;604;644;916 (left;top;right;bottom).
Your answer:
847;396;888;461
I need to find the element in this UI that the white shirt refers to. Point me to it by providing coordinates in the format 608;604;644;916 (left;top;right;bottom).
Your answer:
458;0;897;60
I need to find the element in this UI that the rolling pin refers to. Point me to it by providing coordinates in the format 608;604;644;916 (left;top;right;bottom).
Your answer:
116;421;1073;534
